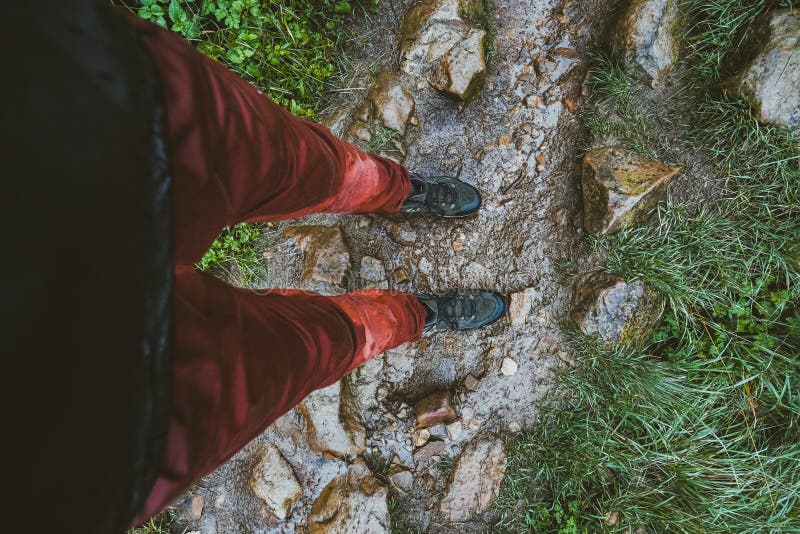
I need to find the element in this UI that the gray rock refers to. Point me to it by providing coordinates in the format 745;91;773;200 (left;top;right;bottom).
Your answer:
273;381;365;458
571;271;664;346
250;443;302;520
283;225;351;286
368;69;415;134
613;0;680;86
342;355;383;427
430;28;486;101
401;0;472;75
308;460;389;533
439;438;506;522
389;470;414;493
732;10;800;133
361;256;387;284
581;147;680;236
413;441;446;463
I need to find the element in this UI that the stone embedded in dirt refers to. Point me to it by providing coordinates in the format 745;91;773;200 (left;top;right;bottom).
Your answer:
412;428;431;447
308;460;389;533
508;421;522;433
446;420;464;440
190;494;204;520
439;438;507;522
415;390;459;428
273;381;365;458
345;121;373;144
368;69;415;134
283;225;351;286
389;470;414;493
731;10;800;134
250;443;302;521
360;255;387;286
508;288;535;325
393;267;410;284
613;0;679;87
320;106;352;138
581;147;680;236
386;223;418;245
500;357;518;377
342;356;383;428
413;441;447;464
463;374;480;391
401;0;471;74
571;271;664;346
430;28;487;101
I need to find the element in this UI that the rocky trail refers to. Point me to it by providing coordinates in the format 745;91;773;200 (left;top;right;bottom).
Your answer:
172;1;624;532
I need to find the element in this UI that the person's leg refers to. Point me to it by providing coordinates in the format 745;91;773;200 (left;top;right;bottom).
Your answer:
133;267;427;525
131;15;411;266
126;15;426;525
126;16;502;526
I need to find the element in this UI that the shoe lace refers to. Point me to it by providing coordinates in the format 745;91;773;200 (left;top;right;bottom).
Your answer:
427;182;456;208
441;294;475;327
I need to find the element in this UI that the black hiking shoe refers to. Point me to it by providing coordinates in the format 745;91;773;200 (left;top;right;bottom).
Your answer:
418;291;506;333
400;173;482;217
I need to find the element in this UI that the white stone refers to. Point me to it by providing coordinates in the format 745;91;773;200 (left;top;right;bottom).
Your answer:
446;420;464;440
501;357;518;376
250;443;302;520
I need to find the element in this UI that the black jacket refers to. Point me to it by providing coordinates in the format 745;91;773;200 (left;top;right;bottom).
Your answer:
2;2;172;531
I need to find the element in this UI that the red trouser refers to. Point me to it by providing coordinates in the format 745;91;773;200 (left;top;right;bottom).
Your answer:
130;18;428;525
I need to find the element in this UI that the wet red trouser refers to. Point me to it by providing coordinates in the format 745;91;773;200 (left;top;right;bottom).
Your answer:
129;18;428;525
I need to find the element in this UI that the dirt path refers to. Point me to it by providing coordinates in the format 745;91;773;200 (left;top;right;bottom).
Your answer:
172;1;615;532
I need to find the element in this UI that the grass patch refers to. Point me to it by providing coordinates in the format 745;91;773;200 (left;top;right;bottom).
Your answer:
128;508;180;534
128;0;377;117
496;2;800;533
367;125;403;156
197;222;268;286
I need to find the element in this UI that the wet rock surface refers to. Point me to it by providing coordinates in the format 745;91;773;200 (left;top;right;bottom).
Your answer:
582;147;681;236
415;390;459;428
171;0;620;531
613;0;680;87
430;28;487;101
732;10;800;134
273;381;366;459
369;69;416;134
439;438;507;522
308;460;389;533
283;225;351;286
250;443;302;520
572;271;663;346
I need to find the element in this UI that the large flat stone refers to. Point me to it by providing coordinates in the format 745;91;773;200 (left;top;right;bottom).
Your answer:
273;381;365;458
368;69;415;134
439;438;506;522
250;443;302;520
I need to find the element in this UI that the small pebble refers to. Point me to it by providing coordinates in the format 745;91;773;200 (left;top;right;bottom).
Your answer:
501;357;518;376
